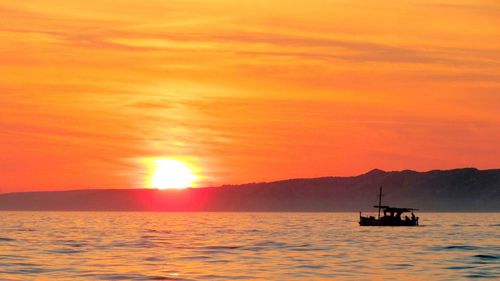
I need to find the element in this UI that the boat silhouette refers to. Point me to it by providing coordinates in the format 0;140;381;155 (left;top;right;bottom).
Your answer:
359;187;419;226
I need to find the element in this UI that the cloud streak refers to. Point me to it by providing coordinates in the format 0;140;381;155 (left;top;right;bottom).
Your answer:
1;0;499;191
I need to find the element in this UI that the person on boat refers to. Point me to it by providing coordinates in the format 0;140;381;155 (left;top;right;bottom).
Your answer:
411;212;416;221
395;212;402;222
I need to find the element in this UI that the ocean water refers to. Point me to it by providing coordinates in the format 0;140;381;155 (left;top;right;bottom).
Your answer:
0;212;498;280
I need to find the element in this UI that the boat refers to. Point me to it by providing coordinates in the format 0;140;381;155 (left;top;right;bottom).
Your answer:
359;187;419;226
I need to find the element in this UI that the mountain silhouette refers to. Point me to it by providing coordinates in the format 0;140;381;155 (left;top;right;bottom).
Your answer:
0;168;499;211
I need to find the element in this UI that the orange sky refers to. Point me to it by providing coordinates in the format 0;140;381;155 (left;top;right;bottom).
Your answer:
1;0;500;192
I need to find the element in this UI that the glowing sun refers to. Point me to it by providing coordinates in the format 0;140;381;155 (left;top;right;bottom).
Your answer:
150;158;197;189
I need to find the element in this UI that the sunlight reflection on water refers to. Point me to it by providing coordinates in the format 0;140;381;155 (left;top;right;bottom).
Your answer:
0;212;498;280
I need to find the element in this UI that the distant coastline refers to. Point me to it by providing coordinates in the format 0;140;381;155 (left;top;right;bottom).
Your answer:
1;168;499;212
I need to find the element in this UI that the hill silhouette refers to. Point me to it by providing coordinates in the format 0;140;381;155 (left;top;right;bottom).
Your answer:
0;168;499;211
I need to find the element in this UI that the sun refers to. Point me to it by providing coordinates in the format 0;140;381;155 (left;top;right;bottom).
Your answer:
149;158;197;189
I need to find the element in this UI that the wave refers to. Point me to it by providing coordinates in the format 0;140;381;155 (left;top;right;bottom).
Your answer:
473;254;498;260
431;245;480;251
0;237;15;242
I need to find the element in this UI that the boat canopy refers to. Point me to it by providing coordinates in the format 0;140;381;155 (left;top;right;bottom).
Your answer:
373;206;418;212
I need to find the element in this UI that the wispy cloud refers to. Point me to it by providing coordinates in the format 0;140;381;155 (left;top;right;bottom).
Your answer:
1;0;499;191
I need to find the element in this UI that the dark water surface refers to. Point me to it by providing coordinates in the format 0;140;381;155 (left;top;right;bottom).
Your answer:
0;212;498;280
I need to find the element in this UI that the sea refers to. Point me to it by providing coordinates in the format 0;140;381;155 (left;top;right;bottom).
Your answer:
0;212;498;280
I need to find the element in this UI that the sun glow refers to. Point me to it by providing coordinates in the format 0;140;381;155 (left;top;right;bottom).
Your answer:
149;158;197;189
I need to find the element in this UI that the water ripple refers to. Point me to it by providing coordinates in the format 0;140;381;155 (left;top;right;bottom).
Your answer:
0;237;15;242
0;212;498;280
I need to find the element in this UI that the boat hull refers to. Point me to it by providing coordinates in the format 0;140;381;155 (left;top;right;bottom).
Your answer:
359;216;418;226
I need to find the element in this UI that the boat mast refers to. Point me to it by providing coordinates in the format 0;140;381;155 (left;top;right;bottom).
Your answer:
378;186;382;219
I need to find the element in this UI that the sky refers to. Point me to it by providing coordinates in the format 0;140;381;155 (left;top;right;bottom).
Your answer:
1;0;500;192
